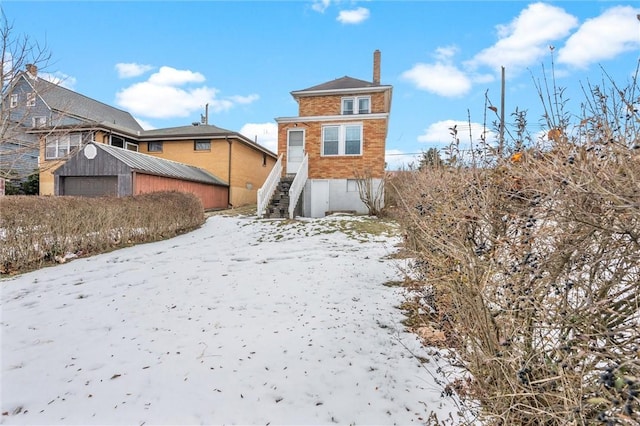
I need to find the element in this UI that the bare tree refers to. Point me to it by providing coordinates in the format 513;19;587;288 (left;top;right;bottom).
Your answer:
1;9;52;183
354;168;385;216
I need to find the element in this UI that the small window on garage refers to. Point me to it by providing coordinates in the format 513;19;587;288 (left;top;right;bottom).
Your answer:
194;139;211;151
148;141;163;152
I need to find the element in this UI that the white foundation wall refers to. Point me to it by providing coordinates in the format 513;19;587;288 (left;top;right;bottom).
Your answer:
302;178;384;218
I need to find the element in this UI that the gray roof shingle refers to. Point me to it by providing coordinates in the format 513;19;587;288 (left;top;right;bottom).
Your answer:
29;76;143;133
298;76;377;92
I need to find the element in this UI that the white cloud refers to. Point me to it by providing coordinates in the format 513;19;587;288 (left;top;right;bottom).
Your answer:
401;63;472;97
134;117;156;130
116;81;218;119
470;2;578;73
337;7;370;24
229;94;260;104
312;0;331;13
41;71;77;89
115;63;154;78
148;66;205;86
115;66;259;119
558;5;640;69
239;123;278;153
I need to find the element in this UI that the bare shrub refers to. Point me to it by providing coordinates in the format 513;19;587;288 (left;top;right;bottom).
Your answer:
391;64;640;424
354;168;385;216
0;191;205;274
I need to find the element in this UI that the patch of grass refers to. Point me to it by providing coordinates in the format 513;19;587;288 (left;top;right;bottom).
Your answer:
206;204;257;217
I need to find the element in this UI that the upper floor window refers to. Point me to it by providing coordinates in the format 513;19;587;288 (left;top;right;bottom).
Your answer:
45;133;85;160
194;139;211;151
322;124;362;156
148;141;163;152
32;116;47;128
26;92;36;107
10;94;18;108
342;96;370;115
111;135;125;149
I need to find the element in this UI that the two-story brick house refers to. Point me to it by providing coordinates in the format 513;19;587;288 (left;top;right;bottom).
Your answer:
259;50;392;218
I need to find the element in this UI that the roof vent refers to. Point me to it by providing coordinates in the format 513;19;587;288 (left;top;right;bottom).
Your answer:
192;122;200;126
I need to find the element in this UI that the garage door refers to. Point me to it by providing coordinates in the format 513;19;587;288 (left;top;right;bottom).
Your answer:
62;176;118;197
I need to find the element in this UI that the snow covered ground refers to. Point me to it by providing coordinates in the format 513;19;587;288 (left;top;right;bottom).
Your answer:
1;214;461;425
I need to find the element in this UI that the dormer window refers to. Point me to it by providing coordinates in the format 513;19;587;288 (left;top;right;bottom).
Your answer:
342;96;370;115
26;92;36;107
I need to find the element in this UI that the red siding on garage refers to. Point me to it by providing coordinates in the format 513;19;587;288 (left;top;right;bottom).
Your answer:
133;173;228;210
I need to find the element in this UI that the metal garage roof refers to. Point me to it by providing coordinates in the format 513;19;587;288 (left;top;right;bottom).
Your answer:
92;143;228;186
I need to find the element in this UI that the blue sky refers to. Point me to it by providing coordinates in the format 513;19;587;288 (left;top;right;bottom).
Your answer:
3;1;639;169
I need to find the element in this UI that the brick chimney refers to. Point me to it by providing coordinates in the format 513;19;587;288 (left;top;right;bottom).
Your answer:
26;64;38;78
373;50;381;85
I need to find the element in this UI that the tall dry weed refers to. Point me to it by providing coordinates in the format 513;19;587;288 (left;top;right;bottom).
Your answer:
392;62;639;424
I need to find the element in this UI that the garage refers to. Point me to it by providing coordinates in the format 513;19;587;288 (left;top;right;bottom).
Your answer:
54;142;229;210
61;176;118;197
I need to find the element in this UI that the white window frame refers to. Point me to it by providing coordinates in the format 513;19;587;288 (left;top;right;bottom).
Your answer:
321;123;363;157
126;142;138;152
45;133;83;160
10;94;18;108
26;92;36;107
341;96;370;115
32;116;47;128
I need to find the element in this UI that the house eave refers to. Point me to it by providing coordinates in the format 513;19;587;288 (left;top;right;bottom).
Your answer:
275;113;389;124
291;85;392;98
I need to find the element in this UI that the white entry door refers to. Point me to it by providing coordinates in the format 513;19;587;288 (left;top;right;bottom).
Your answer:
311;180;330;217
287;129;304;174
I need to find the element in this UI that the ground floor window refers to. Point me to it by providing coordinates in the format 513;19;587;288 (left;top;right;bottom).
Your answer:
322;124;362;156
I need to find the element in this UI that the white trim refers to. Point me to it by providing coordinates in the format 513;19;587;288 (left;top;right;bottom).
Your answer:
32;116;47;128
286;128;305;174
26;92;36;107
276;113;388;124
321;123;363;157
10;94;18;108
341;95;371;115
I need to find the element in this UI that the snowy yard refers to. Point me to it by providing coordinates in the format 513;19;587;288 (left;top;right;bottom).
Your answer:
1;214;460;425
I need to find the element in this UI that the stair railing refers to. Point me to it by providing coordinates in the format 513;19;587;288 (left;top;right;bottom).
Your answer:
288;153;308;219
257;154;283;218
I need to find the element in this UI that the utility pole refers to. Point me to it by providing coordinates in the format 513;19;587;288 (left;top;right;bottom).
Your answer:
499;66;505;156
